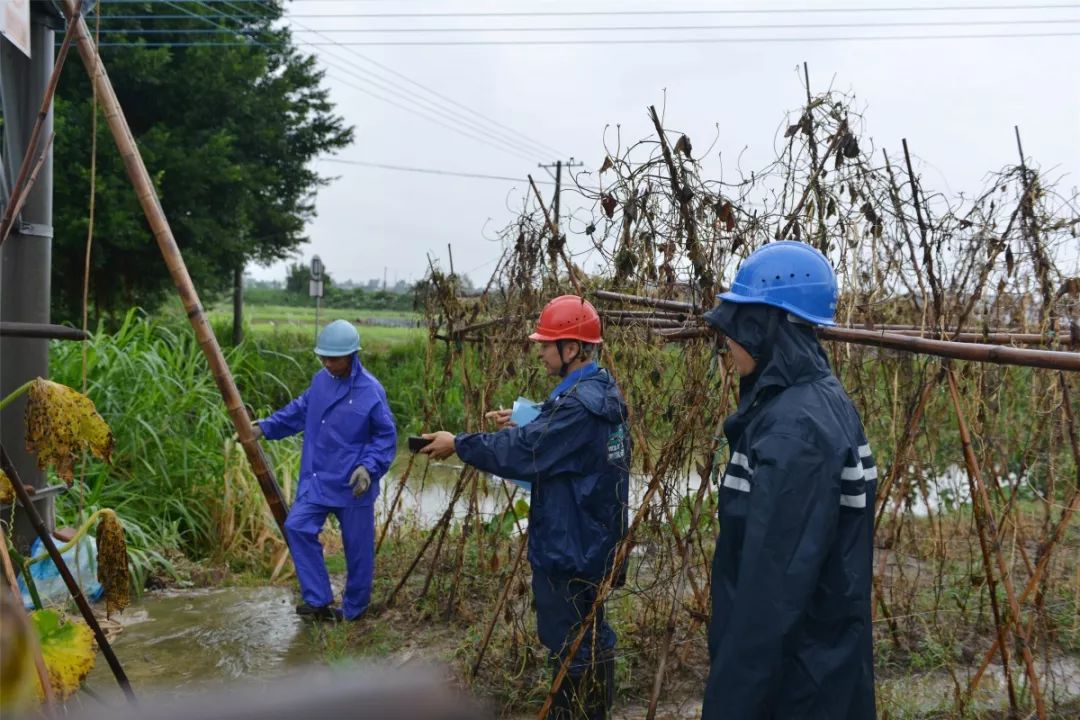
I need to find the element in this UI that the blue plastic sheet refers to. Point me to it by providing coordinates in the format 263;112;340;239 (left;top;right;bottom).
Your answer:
18;534;104;609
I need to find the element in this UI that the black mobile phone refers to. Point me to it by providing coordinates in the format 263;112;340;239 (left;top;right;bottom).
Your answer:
408;435;433;453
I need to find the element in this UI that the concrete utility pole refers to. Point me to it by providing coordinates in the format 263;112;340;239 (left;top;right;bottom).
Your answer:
0;1;63;552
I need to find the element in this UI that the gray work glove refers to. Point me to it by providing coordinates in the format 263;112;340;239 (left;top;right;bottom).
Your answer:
349;466;371;497
232;423;263;442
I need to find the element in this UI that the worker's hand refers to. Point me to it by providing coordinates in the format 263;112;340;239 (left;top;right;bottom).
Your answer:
349;466;371;497
484;408;515;430
232;423;263;442
419;431;456;461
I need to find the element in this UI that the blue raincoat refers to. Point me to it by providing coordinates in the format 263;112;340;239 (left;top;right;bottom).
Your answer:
702;303;877;719
258;353;397;619
455;363;630;670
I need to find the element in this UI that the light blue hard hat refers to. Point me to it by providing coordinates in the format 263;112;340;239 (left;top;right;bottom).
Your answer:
718;240;838;326
314;319;361;357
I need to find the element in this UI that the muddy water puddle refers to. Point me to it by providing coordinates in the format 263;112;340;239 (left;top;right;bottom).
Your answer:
83;586;319;698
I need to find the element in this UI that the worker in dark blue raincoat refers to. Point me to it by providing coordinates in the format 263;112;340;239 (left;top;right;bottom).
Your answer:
252;319;397;621
421;295;630;720
701;241;877;719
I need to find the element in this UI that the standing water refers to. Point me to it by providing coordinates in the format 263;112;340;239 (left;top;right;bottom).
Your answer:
84;587;320;697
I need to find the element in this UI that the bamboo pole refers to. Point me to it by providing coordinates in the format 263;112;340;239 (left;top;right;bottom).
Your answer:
600;310;688;320
593;290;701;314
822;326;1080;372
62;1;290;536
946;371;1046;720
0;446;135;701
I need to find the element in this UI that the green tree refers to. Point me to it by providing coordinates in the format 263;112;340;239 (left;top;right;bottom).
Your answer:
284;261;332;296
51;2;353;323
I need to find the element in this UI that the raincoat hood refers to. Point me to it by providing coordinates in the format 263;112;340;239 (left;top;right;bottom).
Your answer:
552;364;627;425
705;301;831;441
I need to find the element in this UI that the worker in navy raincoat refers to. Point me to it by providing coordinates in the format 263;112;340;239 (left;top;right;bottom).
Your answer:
421;295;630;720
701;241;877;719
252;319;397;621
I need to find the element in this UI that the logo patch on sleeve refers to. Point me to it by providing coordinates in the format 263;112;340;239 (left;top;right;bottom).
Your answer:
607;424;627;461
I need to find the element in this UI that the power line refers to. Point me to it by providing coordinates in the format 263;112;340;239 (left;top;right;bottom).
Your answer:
90;30;1080;46
319;158;554;185
90;1;1080;9
298;45;551;161
318;68;539;163
170;0;555;162
272;30;1080;45
129;0;560;162
86;18;1080;33
280;12;570;160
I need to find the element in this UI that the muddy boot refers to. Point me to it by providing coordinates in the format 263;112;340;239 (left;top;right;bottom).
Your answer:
295;603;342;622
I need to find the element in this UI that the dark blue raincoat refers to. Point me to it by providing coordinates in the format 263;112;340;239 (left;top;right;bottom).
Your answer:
702;303;877;720
455;363;630;669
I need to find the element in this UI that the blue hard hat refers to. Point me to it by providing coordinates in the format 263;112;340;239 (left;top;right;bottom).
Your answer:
314;319;361;356
718;240;838;326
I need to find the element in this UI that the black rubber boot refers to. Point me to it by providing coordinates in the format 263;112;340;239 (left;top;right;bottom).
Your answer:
295;603;343;622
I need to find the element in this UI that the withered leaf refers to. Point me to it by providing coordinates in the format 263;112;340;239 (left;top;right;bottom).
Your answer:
674;134;693;157
599;156;614;174
25;379;114;483
601;194;617;219
717;201;736;231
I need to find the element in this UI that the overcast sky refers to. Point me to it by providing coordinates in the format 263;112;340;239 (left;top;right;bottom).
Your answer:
247;0;1080;286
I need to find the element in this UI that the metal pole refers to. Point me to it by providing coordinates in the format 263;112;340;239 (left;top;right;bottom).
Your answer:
0;3;60;553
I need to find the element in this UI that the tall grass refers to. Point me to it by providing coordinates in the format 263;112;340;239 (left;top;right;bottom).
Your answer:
48;310;437;586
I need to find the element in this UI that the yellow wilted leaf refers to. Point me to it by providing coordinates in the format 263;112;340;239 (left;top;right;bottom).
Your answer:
25;378;114;483
0;469;13;504
96;510;130;615
0;593;39;713
31;609;96;701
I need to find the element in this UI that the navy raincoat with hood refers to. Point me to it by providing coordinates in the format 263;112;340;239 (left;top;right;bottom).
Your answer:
701;302;877;720
454;363;630;667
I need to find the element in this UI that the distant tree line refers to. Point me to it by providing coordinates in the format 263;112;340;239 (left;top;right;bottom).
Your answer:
243;263;419;312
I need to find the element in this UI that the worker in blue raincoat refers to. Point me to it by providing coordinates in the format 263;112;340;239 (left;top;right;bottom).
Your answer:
701;241;877;719
421;295;630;720
251;319;397;621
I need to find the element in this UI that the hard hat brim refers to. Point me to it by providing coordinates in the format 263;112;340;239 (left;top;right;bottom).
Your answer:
717;291;836;327
528;331;603;344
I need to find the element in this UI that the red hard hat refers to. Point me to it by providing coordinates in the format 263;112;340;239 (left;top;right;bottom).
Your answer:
528;295;603;344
